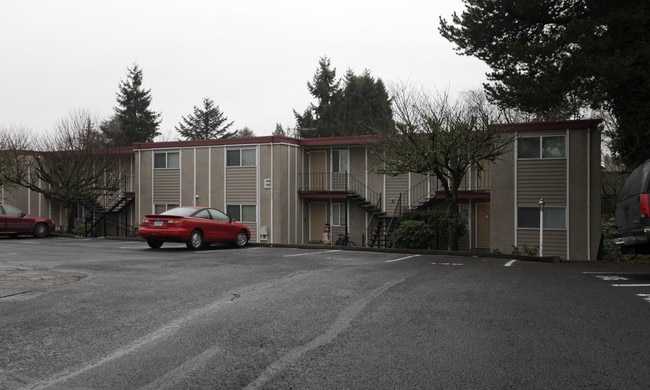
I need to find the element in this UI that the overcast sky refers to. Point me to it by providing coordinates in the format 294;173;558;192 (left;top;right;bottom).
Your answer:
1;0;490;138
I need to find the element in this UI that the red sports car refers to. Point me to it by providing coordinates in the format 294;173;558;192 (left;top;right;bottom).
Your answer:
138;206;251;249
0;204;56;238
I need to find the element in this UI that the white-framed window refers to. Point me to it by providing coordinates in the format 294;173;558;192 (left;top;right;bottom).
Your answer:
154;152;180;169
154;203;179;214
332;149;348;173
226;204;256;222
226;149;256;167
332;203;346;226
517;206;566;229
517;136;566;159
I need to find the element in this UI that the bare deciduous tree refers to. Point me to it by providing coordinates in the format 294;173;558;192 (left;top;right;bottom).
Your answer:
1;110;126;232
373;86;513;250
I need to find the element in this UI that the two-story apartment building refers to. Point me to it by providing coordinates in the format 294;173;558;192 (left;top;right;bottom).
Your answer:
2;119;601;260
129;119;601;259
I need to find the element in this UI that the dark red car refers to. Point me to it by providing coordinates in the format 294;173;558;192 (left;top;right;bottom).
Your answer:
138;206;251;249
0;204;56;238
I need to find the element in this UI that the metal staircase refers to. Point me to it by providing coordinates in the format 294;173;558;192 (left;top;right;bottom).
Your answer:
367;178;438;248
80;177;135;237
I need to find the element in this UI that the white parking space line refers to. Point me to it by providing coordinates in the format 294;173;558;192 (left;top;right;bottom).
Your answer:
596;275;629;281
283;250;341;257
431;262;463;266
585;272;650;305
612;284;650;287
504;260;517;267
385;254;421;263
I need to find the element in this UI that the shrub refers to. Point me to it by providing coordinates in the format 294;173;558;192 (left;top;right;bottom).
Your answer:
511;245;538;256
398;208;466;250
390;220;433;249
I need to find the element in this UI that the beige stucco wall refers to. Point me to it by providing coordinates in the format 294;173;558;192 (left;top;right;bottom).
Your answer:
490;145;516;254
567;127;601;260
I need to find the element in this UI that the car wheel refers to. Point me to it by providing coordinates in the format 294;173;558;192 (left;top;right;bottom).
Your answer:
33;223;48;238
186;230;203;250
235;230;249;247
147;240;163;249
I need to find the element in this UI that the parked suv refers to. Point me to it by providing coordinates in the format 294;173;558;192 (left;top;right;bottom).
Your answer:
0;204;55;238
613;160;650;254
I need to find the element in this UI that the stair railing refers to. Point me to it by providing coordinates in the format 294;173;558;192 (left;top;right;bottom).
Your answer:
345;173;381;209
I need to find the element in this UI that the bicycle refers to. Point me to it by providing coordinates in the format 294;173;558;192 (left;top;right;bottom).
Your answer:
335;233;356;246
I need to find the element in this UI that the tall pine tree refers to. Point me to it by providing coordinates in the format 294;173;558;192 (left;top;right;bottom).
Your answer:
103;64;161;146
439;0;650;169
175;98;235;140
294;56;393;138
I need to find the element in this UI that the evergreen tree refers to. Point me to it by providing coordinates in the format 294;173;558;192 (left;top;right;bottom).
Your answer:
176;98;235;140
104;64;161;146
341;69;394;135
234;127;255;138
273;123;286;136
294;57;393;138
439;0;650;169
294;56;342;138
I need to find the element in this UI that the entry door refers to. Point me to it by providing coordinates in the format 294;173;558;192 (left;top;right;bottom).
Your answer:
310;151;327;190
309;202;327;242
476;203;491;248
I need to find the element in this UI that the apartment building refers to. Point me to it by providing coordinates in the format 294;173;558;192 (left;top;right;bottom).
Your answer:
2;119;601;260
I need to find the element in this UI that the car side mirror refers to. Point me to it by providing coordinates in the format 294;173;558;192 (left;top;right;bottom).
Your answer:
21;212;26;217
230;217;236;223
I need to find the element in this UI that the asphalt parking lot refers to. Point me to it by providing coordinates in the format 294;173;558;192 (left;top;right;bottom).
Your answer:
2;237;650;389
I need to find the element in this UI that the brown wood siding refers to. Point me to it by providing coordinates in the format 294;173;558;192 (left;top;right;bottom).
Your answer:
517;159;566;204
153;169;180;203
226;167;257;203
518;229;566;258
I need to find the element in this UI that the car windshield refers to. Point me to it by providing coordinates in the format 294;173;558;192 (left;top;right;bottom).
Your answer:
160;207;199;217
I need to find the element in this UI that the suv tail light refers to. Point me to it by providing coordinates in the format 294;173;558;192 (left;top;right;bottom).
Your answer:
640;194;650;218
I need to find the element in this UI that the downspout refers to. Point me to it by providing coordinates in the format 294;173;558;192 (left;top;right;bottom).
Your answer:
208;147;212;207
193;148;197;206
514;132;518;248
288;144;291;244
587;128;591;260
269;144;273;243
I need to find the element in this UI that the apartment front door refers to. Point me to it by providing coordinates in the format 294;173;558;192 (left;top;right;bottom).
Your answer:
309;151;327;190
476;203;491;248
309;202;327;243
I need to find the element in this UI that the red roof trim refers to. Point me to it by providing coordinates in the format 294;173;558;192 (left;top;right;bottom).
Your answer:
298;134;378;146
496;119;602;133
132;119;602;150
133;135;300;150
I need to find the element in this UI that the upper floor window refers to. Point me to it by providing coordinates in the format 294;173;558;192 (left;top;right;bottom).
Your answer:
332;149;348;173
227;149;256;167
154;152;179;169
517;136;566;159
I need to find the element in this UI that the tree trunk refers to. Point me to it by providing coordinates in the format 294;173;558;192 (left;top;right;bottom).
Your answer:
64;202;78;234
447;200;460;251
